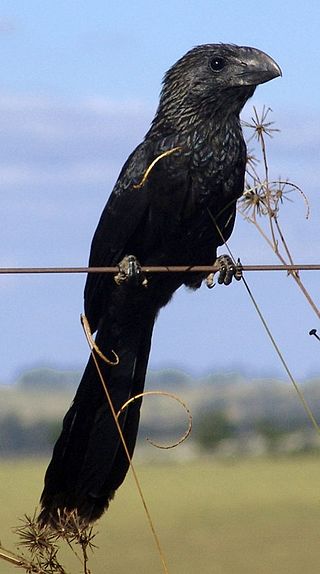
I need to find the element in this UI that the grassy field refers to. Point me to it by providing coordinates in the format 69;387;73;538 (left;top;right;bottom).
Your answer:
0;456;320;573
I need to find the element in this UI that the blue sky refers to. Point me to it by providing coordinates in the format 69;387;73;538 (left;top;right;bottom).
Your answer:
0;1;320;383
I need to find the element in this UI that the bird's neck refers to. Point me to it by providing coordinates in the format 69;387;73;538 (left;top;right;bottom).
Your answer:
148;85;255;139
149;107;236;142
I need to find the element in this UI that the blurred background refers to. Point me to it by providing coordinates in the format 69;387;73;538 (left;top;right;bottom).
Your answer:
0;2;320;573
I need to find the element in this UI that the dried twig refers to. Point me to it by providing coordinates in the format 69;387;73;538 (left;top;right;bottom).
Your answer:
239;106;319;318
0;510;98;574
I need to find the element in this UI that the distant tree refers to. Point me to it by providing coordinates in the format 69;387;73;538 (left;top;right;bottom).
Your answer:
194;410;235;450
0;414;58;455
17;368;80;390
255;418;287;452
147;369;192;389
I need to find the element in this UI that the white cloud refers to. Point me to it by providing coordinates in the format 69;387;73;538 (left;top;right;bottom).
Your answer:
0;93;317;195
0;160;117;187
0;93;152;188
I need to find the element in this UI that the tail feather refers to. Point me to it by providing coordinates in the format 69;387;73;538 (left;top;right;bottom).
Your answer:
39;312;155;525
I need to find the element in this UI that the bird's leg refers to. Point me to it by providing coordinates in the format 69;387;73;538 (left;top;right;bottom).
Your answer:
206;255;242;288
114;255;148;287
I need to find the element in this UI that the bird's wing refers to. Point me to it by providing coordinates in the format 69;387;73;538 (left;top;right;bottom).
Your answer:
84;138;163;329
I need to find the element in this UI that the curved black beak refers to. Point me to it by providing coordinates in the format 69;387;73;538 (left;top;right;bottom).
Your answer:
235;47;282;87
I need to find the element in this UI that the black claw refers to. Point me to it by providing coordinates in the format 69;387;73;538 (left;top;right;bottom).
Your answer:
114;255;148;287
213;255;242;286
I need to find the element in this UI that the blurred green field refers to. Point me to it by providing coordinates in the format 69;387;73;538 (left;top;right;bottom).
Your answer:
0;456;320;573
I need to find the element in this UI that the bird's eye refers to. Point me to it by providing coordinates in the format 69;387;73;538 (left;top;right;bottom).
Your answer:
209;57;226;72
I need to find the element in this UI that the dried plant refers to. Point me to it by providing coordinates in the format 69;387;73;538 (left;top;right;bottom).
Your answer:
0;509;97;574
239;106;319;318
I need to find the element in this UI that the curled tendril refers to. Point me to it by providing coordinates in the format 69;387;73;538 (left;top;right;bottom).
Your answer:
241;178;310;221
133;147;182;189
270;180;310;219
80;314;119;366
117;390;192;449
81;314;192;448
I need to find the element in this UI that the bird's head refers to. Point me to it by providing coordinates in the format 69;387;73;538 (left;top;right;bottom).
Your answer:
155;44;281;129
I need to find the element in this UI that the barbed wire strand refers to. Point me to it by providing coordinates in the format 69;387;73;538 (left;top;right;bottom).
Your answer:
81;314;170;574
207;208;320;436
1;263;320;274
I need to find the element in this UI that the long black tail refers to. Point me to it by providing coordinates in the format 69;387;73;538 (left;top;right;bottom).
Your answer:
39;306;156;525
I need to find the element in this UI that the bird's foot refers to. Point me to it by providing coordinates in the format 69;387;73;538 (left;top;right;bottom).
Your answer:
114;255;148;287
206;255;242;288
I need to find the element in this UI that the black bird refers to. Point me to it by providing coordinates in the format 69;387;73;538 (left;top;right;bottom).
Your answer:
39;44;281;525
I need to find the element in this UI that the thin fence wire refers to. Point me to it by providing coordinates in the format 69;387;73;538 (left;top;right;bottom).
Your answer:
1;263;320;274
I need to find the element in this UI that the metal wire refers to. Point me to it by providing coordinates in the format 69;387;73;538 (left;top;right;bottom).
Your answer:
0;263;320;275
